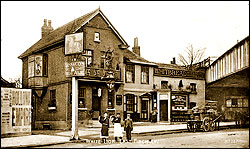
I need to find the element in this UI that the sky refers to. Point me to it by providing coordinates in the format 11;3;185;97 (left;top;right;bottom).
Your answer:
1;1;249;81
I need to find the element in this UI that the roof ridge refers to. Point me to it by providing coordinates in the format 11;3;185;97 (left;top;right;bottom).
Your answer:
48;8;100;35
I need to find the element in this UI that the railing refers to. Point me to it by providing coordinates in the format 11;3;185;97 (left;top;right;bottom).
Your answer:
206;36;249;83
85;67;121;81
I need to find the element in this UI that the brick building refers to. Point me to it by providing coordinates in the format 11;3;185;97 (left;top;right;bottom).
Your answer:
18;8;206;130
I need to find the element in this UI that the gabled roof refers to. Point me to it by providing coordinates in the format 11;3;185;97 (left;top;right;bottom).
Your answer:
18;8;129;59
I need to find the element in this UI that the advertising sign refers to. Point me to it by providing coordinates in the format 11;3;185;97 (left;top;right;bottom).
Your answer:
65;32;83;55
65;61;85;77
1;88;31;135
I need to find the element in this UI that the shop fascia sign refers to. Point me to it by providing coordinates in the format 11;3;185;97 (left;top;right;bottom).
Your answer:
154;68;205;79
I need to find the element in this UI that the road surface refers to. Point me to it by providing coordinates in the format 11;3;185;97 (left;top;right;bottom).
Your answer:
38;128;249;148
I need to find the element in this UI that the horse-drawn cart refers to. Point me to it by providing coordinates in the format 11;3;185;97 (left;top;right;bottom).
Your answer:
186;107;222;132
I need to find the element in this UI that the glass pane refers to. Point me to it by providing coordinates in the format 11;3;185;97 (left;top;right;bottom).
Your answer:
232;99;237;107
226;99;231;107
238;99;242;107
243;99;248;107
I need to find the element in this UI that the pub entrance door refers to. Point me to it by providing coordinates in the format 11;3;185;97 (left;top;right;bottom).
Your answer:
92;88;101;120
141;98;149;120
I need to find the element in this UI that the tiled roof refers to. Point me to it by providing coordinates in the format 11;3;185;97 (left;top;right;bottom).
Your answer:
154;62;186;69
18;8;100;59
123;49;152;63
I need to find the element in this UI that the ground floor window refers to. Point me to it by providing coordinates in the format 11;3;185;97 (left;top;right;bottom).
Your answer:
125;94;135;112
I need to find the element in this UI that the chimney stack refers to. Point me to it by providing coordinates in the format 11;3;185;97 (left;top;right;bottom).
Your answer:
41;19;53;38
132;37;140;56
171;57;176;64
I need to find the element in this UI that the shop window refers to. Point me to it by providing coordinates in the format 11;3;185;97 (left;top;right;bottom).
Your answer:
126;94;135;112
190;83;196;92
78;88;85;108
126;64;135;83
141;66;149;84
94;32;100;42
161;81;168;89
48;90;56;107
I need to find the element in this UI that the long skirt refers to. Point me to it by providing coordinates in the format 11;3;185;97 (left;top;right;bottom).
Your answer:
100;125;109;138
114;123;123;137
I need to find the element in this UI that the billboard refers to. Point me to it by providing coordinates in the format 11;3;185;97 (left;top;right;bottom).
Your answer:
65;32;83;55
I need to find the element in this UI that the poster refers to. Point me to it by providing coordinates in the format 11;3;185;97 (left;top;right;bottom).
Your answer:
65;32;83;55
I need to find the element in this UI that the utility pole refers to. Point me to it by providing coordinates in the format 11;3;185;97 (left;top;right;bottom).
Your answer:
71;76;79;140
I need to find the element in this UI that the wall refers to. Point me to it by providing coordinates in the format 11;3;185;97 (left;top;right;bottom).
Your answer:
35;82;68;129
22;57;28;88
123;64;154;92
154;76;205;107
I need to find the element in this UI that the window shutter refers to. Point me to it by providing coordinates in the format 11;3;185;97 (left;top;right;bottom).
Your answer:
124;95;126;111
134;95;137;112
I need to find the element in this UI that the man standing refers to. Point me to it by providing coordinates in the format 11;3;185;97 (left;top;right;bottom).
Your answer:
124;114;133;142
99;112;109;143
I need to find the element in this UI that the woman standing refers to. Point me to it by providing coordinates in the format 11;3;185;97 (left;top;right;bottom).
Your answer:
99;112;109;143
113;113;123;142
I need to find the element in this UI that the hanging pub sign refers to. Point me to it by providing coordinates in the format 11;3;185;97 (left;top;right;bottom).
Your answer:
65;60;85;77
65;32;83;55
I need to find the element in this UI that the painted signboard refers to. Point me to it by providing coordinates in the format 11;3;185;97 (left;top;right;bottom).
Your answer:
65;32;83;55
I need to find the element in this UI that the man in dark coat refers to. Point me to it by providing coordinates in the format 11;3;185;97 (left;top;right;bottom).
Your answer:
124;114;133;142
99;112;109;143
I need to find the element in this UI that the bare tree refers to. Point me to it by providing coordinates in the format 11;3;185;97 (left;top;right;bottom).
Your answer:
9;76;22;88
178;44;206;68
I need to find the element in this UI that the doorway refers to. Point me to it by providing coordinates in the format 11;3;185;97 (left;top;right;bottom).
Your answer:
141;98;149;120
160;100;168;121
92;88;101;120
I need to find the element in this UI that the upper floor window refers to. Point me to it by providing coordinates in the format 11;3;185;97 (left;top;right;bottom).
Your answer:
94;32;100;42
161;81;168;89
141;66;149;84
43;54;48;76
83;49;93;67
125;64;135;83
28;54;48;78
190;83;197;92
100;51;105;68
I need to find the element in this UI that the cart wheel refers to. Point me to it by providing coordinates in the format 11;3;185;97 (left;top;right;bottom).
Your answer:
209;121;215;131
202;117;210;132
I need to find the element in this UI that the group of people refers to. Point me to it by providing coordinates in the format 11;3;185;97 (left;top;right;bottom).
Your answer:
99;112;133;143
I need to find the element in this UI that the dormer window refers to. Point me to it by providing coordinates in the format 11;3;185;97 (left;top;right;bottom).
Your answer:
94;32;100;42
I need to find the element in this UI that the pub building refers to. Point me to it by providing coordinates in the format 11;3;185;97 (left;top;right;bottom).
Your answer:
18;8;206;130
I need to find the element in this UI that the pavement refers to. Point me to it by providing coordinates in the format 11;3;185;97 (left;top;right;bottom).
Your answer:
1;121;237;148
